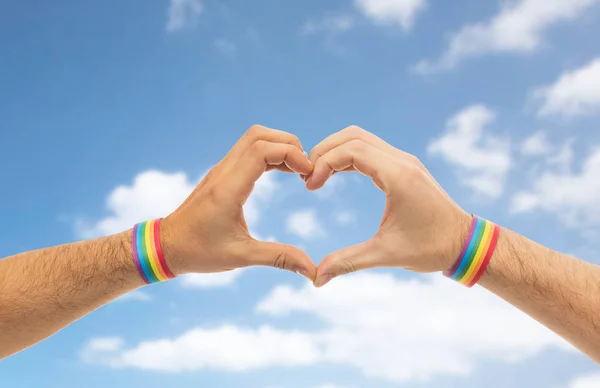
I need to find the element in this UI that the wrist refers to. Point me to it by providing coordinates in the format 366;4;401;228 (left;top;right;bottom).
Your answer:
440;211;473;273
114;231;148;288
159;216;191;276
443;215;501;287
128;219;180;283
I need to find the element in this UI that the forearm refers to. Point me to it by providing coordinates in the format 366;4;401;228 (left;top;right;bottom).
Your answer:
479;227;600;361
0;231;144;359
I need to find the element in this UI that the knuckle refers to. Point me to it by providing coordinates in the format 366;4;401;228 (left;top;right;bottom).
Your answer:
272;251;287;270
344;125;364;136
249;139;268;153
401;162;424;183
406;154;428;173
204;184;225;206
406;153;422;166
340;259;357;275
309;146;321;159
347;138;366;152
289;134;302;146
281;142;296;152
246;124;266;138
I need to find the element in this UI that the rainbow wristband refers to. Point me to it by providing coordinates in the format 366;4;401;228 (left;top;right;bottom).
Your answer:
443;215;500;288
131;218;175;284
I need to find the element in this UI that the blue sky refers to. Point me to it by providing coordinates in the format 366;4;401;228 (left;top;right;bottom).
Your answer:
2;0;600;387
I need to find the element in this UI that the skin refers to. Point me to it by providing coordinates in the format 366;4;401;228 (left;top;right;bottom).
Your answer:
0;125;316;359
2;124;599;365
306;125;600;363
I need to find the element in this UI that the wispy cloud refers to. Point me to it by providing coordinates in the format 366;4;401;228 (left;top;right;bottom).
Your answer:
333;210;356;225
354;0;428;30
521;131;552;157
535;57;600;118
511;145;600;227
428;104;511;198
286;209;325;240
214;38;236;56
414;0;600;74
166;0;203;33
301;14;356;36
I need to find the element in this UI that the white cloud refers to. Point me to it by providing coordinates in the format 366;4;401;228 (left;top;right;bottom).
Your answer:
301;14;356;36
114;290;152;303
81;326;319;372
414;0;600;74
535;57;600;118
166;0;203;33
179;270;245;289
258;273;569;382
510;147;600;225
521;131;552;156
214;38;236;56
354;0;427;30
77;170;197;238
78;170;278;238
510;192;540;214
570;373;600;388
428;105;511;198
81;337;125;365
86;273;568;381
333;210;356;225
286;209;325;239
85;337;124;352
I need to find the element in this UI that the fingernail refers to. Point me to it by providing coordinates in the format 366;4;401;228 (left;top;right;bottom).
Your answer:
315;273;333;287
293;268;313;281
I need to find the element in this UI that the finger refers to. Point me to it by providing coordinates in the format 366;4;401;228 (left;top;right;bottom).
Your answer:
310;126;450;198
306;139;397;192
226;140;313;199
234;239;317;281
314;239;386;287
310;125;409;165
266;163;294;173
225;125;305;164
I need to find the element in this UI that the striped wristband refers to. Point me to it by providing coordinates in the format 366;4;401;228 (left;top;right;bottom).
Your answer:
443;215;500;287
131;218;176;284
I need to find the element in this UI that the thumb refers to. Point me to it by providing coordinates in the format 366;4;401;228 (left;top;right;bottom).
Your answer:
315;239;385;287
236;239;317;282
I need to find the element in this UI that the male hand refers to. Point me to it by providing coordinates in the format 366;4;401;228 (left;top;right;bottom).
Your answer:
306;126;471;287
161;125;316;281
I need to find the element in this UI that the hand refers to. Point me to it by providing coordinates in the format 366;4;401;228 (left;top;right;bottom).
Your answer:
306;126;471;287
161;125;316;281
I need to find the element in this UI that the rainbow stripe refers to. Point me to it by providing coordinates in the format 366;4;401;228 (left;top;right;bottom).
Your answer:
444;215;500;288
131;219;175;284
